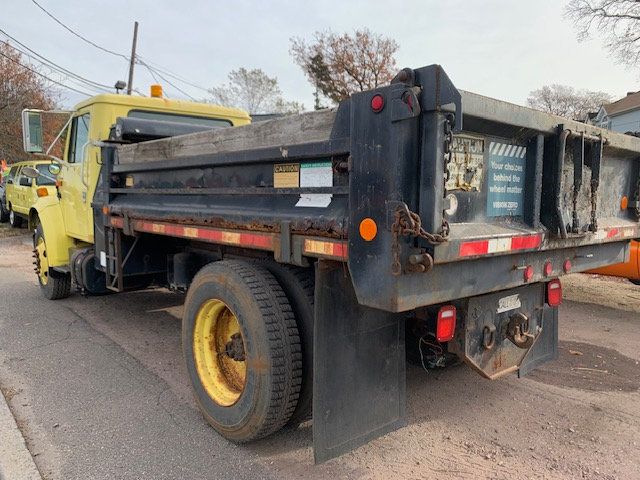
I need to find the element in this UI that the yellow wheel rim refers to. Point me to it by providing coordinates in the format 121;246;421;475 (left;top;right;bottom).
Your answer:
193;299;247;406
35;236;49;286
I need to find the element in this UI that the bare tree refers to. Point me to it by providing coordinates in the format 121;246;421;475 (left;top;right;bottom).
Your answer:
290;29;399;104
526;84;612;120
208;68;303;114
0;42;59;163
566;0;640;68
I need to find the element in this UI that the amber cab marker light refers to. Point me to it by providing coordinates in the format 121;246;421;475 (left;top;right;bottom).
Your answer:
359;218;378;241
150;84;163;98
36;187;48;198
621;196;629;210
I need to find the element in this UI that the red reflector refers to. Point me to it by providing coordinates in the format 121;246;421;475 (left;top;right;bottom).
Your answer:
436;305;456;342
459;240;489;257
563;259;572;273
371;94;384;113
511;234;542;250
523;265;534;282
544;261;553;277
546;279;562;306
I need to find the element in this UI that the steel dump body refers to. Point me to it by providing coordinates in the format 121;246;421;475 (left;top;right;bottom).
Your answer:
98;65;640;312
92;64;640;463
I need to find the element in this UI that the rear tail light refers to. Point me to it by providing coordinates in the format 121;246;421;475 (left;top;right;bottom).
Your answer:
563;259;572;273
436;305;457;342
523;265;534;282
546;279;562;306
371;94;384;112
543;261;553;277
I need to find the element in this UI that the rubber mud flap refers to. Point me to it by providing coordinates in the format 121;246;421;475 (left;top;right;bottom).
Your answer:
313;260;406;463
518;305;559;377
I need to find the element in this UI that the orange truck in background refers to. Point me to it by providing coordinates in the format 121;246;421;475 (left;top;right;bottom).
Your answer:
589;240;640;285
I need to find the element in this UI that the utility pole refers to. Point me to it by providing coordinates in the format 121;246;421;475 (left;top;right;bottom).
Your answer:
126;21;139;95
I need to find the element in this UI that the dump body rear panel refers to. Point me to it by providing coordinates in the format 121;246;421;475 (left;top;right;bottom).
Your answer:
98;65;640;312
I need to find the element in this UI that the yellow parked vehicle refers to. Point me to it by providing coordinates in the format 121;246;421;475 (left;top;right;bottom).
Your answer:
21;86;250;298
4;160;58;228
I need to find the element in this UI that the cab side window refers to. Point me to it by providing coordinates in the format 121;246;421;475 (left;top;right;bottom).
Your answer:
68;113;90;164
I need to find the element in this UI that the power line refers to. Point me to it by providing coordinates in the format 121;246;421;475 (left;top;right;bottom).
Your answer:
1;39;105;95
0;50;92;96
0;30;112;91
139;60;197;100
30;0;129;61
136;56;211;93
29;0;210;100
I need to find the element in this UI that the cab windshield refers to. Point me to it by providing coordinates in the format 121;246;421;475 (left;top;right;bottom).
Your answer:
36;164;56;186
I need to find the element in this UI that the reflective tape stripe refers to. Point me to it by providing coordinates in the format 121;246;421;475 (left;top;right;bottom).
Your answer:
110;217;274;250
109;217;348;259
459;234;542;258
303;239;348;259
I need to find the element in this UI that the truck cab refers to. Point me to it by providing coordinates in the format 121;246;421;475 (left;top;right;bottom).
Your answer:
22;88;250;295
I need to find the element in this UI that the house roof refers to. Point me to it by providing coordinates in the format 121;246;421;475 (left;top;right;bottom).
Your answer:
603;91;640;116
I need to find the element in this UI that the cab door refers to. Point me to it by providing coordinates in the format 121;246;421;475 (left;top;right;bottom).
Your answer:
14;166;33;214
58;112;92;240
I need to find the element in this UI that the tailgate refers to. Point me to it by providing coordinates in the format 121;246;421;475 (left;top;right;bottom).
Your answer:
431;93;640;264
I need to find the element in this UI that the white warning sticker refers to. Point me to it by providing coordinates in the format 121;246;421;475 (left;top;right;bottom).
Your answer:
296;161;332;208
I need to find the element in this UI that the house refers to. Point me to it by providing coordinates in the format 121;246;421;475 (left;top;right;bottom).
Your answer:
589;91;640;134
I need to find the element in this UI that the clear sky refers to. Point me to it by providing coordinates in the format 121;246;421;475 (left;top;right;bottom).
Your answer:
3;0;639;109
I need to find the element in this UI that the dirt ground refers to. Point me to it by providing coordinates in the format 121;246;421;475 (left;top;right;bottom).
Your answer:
1;235;639;479
0;222;27;239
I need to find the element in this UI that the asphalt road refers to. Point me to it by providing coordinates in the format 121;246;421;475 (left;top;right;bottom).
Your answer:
1;233;639;480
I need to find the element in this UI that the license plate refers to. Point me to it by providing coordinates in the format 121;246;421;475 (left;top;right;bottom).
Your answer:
496;294;521;313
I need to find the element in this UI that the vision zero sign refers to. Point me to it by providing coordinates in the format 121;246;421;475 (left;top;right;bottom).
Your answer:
486;141;527;217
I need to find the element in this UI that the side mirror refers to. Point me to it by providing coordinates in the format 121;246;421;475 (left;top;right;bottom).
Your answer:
49;162;61;176
22;110;44;153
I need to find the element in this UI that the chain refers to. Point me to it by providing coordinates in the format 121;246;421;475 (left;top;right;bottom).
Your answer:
589;179;598;232
391;204;449;276
635;176;640;218
443;114;454;186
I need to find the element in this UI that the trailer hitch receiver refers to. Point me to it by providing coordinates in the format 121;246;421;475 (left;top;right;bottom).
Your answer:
506;312;536;349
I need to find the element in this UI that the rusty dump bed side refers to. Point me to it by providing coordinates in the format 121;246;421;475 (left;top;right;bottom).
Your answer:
96;64;640;312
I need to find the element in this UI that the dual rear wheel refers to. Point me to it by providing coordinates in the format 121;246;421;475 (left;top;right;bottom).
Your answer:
183;260;313;442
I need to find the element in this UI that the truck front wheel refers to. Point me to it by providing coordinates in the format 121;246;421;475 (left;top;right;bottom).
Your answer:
34;225;71;300
182;260;302;442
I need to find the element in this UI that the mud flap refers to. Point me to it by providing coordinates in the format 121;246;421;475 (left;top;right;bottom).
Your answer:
313;260;406;463
518;305;559;377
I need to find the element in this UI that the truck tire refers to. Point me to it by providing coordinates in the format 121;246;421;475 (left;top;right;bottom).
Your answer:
182;260;302;442
0;201;8;223
9;208;22;228
257;261;314;425
34;225;71;300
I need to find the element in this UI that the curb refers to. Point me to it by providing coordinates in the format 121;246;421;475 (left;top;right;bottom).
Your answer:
0;389;41;480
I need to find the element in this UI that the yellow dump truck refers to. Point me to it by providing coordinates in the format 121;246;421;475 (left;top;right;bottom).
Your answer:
21;86;250;294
